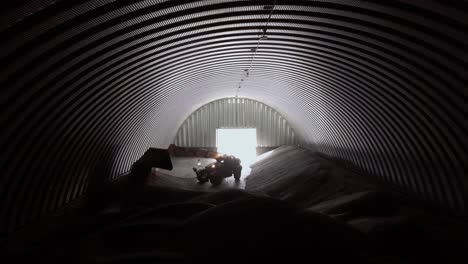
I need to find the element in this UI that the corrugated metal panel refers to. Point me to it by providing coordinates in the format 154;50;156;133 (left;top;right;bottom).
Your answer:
174;97;301;147
0;0;467;235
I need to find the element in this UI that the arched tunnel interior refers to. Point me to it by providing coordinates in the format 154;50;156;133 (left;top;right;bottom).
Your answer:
1;0;467;263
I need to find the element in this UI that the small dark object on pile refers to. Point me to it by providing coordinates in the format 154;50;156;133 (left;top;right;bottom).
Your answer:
193;155;242;185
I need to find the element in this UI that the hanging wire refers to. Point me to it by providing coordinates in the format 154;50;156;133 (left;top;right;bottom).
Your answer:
235;0;277;98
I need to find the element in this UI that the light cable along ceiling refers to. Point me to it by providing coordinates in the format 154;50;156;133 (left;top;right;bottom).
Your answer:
0;0;467;234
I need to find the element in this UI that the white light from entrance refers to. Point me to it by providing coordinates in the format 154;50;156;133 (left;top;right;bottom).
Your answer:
216;128;257;175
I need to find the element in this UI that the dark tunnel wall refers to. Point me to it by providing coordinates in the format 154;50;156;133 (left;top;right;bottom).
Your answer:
0;0;467;235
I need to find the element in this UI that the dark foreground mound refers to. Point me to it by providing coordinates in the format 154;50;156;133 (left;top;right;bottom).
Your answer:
183;195;371;263
3;146;468;263
246;146;468;263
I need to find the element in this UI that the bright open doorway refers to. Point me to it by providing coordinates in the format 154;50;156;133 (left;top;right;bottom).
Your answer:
216;128;257;176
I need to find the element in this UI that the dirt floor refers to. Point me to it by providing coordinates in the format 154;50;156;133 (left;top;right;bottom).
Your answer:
3;146;468;263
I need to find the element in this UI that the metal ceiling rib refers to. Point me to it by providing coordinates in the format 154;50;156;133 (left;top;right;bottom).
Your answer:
0;0;467;235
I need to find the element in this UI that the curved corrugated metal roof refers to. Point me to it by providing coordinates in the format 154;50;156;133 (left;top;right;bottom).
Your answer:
0;0;467;234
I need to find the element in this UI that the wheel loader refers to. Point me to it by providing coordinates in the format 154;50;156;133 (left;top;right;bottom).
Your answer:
192;154;242;185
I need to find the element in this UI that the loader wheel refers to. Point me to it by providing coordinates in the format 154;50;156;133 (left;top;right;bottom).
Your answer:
210;174;223;185
233;166;242;180
197;171;209;183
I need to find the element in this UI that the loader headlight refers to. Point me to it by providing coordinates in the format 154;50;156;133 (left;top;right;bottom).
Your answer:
220;160;224;163
211;164;216;168
197;162;201;166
